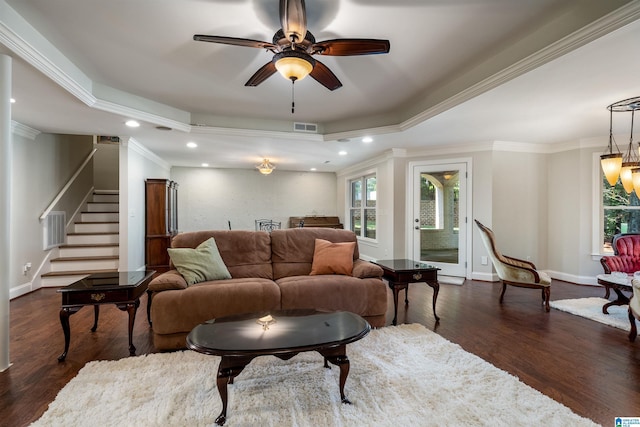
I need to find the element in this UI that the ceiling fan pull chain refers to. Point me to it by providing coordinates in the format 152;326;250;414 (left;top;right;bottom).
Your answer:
291;79;295;114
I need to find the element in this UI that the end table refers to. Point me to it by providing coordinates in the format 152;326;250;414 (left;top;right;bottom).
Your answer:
56;270;155;361
371;259;440;325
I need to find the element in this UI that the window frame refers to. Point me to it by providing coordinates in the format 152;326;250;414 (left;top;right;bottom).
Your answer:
348;172;377;241
592;152;640;256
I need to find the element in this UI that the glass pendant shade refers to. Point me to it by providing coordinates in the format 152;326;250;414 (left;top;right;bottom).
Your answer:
274;51;314;81
601;153;622;186
632;167;640;195
620;162;638;193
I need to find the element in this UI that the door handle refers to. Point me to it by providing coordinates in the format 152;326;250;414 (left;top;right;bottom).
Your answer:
415;226;419;230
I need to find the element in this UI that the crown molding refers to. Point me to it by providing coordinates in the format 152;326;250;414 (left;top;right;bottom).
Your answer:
11;120;39;140
399;2;640;133
125;137;171;172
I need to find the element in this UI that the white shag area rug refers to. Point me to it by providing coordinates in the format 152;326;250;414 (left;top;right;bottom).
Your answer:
550;297;638;331
32;324;599;427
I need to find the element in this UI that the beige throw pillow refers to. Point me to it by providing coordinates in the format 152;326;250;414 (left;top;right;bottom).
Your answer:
309;238;355;276
167;237;231;285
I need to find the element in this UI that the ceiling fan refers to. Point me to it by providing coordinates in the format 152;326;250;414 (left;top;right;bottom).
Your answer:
193;0;390;92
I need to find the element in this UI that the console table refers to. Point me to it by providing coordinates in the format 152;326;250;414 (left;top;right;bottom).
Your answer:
371;259;440;325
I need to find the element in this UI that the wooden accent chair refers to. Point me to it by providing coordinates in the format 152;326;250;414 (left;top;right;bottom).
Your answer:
629;279;640;342
475;220;551;311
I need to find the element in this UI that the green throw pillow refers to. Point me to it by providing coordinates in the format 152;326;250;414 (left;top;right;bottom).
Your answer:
167;237;231;285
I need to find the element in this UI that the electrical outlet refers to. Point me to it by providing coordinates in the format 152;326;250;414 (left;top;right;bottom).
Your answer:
22;262;32;275
481;256;488;265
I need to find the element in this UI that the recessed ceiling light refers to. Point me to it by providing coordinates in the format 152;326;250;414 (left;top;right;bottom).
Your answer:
187;142;198;148
125;120;140;128
362;136;373;143
201;163;209;167
339;151;347;156
10;98;15;104
310;167;317;171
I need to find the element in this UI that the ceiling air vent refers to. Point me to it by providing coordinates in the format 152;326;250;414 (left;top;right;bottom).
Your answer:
294;122;318;133
97;135;120;144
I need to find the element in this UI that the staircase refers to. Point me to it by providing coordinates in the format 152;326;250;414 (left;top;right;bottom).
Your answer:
41;191;119;287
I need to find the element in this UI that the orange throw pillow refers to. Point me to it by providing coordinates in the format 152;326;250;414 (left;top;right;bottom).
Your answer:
309;238;356;276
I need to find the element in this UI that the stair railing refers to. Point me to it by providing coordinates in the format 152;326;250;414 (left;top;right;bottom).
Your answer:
39;148;97;221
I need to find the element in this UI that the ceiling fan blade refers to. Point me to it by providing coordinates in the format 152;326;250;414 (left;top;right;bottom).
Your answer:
194;35;276;50
312;39;390;56
309;60;342;91
280;0;307;44
245;62;278;87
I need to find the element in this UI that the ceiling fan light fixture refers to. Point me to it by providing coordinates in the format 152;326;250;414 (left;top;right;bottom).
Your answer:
274;51;315;82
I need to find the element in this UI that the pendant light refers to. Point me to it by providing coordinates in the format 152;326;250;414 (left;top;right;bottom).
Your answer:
601;105;622;187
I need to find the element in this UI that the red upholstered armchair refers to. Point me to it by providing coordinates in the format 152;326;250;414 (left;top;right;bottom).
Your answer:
600;234;640;274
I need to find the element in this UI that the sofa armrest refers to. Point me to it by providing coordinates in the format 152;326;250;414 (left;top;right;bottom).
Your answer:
352;259;383;279
148;270;188;292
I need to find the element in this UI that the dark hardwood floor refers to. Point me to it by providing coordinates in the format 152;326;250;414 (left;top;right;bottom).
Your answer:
1;279;639;426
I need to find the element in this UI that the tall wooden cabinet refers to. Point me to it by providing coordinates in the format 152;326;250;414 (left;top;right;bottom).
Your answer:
145;179;178;275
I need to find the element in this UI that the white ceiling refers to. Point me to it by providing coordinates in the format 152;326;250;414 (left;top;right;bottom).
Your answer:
2;0;640;173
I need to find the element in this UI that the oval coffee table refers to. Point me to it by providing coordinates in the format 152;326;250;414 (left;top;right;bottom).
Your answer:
187;310;370;425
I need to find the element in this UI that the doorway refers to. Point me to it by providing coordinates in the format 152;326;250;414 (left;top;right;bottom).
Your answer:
409;160;471;278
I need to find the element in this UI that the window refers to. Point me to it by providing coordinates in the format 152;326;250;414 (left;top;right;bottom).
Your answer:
349;174;376;239
602;174;640;252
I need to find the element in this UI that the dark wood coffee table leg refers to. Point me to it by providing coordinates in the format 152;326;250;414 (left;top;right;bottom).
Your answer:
630;308;638;342
215;355;253;425
318;345;351;404
116;299;140;356
58;306;81;362
603;287;630;314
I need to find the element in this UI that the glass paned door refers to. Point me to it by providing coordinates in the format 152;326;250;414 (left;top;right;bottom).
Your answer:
412;162;468;277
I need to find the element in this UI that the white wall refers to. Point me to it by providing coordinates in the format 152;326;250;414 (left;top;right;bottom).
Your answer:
491;150;548;265
339;140;610;284
11;131;93;297
119;139;170;272
171;167;338;232
93;142;119;191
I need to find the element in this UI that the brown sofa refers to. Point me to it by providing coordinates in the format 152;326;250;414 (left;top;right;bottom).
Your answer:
148;227;387;350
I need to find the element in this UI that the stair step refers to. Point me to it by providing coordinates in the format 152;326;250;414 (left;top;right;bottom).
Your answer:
81;212;119;222
73;222;119;233
86;202;119;212
52;255;119;262
50;256;119;272
92;193;119;203
67;233;119;245
59;244;119;257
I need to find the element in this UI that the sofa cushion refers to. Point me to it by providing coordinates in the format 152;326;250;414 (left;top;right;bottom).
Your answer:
271;228;359;279
310;238;355;275
168;237;231;285
151;278;281;336
276;275;388;317
171;230;273;279
148;269;188;291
